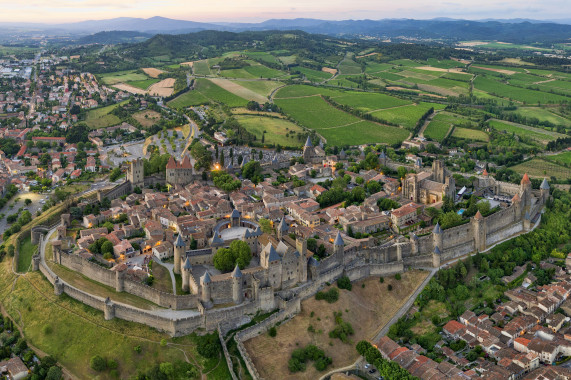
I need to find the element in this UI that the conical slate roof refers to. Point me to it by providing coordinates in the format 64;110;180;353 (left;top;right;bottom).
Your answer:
211;234;224;245
524;211;531;220
268;244;281;262
334;231;344;246
434;246;441;255
231;265;243;278
183;257;192;271
305;136;312;147
433;222;443;234
540;178;550;190
410;233;418;241
175;234;185;247
379;151;387;159
278;218;288;232
231;209;241;219
201;271;211;284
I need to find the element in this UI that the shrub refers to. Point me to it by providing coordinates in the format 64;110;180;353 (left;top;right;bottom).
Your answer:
337;276;352;291
288;344;332;373
395;273;401;280
133;345;142;354
90;355;107;372
388;284;393;291
329;312;354;343
195;333;221;358
269;326;277;337
42;325;52;335
379;277;384;283
160;339;167;347
107;359;118;369
315;288;339;303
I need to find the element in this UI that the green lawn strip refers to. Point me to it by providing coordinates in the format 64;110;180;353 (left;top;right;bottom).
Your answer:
16;237;37;273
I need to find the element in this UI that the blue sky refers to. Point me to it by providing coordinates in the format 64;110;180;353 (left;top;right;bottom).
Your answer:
0;0;569;23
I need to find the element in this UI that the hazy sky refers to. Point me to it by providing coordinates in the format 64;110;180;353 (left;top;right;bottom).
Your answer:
0;0;569;23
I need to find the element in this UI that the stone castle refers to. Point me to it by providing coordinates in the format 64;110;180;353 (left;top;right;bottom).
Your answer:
302;136;326;164
48;157;549;337
402;160;456;204
166;155;194;187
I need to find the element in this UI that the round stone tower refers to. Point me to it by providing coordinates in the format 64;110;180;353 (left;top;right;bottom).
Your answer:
174;234;185;275
231;265;243;304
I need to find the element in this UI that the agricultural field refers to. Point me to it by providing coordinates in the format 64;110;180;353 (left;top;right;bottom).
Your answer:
509;107;571;128
219;62;284;79
424;112;474;142
127;78;159;90
98;70;149;85
208;78;269;103
370;102;446;129
168;78;247;108
510;158;571;180
473;76;570;104
84;102;126;129
293;67;333;83
338;57;362;75
487;120;562;145
274;85;343;99
244;271;428;380
192;60;212;75
133;110;162;128
329;91;412;112
141;67;164;78
226;79;283;100
275;95;409;145
545;151;571;166
235;115;305;147
451;127;489;142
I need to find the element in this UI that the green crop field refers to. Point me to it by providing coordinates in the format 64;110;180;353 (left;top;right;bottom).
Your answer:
127;79;159;90
510;107;571;128
98;70;149;85
370;102;446;129
192;60;211;75
235;115;305;147
277;55;297;65
167;90;210;109
231;80;283;97
294;67;332;82
275;95;409;145
195;78;247;107
390;59;420;67
473;76;570;104
323;121;409;146
84;101;127;129
244;63;284;79
275;95;356;129
545;151;571;166
488;120;562;144
442;72;473;82
365;62;393;73
274;85;343;99
329;91;412;112
511;158;571;180
424;112;474;142
338;58;362;75
452;127;489;141
426;58;466;69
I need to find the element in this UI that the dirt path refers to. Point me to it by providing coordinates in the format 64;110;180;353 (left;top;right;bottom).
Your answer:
533;78;556;85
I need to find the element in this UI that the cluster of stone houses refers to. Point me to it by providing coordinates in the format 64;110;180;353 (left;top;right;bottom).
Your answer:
423;268;571;379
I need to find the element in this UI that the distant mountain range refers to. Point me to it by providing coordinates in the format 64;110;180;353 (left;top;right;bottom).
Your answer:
1;16;570;45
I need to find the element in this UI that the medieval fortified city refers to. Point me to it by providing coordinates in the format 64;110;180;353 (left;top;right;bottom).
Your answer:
0;4;571;380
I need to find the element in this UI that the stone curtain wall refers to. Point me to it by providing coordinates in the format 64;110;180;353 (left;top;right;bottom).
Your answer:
57;250;198;309
234;297;301;380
